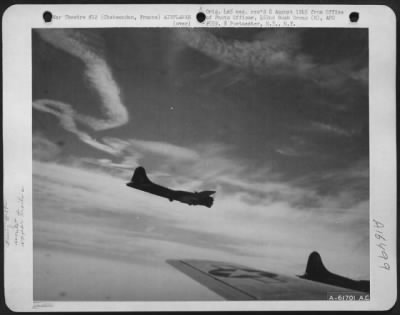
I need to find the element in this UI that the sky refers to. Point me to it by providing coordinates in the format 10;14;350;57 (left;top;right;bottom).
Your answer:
32;28;369;301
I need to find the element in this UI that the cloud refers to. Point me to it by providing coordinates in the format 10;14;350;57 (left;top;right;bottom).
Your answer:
275;147;309;157
274;118;361;158
309;121;355;137
292;158;369;207
70;136;368;213
58;130;369;214
33;159;370;280
128;139;199;161
33;133;62;161
85;158;135;170
350;67;368;84
90;137;200;173
33;29;129;154
33;99;120;155
36;29;128;130
32;123;368;217
174;29;366;88
274;135;312;157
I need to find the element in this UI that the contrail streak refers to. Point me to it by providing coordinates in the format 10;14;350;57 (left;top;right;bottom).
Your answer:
33;29;129;154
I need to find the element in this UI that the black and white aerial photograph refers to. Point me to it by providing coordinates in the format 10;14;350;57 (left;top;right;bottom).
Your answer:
32;27;370;301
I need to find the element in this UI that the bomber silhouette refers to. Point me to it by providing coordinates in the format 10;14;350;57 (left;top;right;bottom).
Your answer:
126;167;215;208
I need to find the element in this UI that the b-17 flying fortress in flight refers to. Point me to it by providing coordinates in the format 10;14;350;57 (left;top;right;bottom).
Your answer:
127;166;216;208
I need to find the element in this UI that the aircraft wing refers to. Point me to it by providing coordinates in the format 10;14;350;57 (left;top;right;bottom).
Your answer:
167;259;364;300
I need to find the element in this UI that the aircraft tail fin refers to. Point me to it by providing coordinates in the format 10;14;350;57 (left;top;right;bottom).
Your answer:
299;251;370;293
303;251;329;278
130;166;151;184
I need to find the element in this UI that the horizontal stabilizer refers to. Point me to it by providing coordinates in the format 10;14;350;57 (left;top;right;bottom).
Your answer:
201;190;216;196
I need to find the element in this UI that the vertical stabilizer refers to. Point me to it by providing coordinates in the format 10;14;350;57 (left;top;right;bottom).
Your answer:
299;251;370;293
130;166;151;184
304;251;329;278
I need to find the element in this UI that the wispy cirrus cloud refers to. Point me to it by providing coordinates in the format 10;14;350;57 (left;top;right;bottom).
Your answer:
33;100;121;155
174;29;366;88
93;137;201;174
275;146;310;157
309;121;355;137
33;29;129;155
128;139;199;161
87;158;135;170
33;132;63;161
35;29;128;131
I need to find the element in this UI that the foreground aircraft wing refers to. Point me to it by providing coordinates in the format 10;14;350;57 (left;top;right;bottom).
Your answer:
167;257;367;300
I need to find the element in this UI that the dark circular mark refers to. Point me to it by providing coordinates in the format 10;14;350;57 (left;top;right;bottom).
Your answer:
196;12;206;23
349;12;359;23
43;11;53;23
59;291;67;297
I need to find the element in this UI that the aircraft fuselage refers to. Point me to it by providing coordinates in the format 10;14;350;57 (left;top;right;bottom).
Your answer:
126;167;215;207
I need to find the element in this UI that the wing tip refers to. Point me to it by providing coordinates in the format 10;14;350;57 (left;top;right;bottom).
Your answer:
166;259;187;269
165;259;178;265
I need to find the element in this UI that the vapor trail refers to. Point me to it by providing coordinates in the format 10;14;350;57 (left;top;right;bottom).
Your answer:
33;29;129;155
36;29;128;130
33;99;120;155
